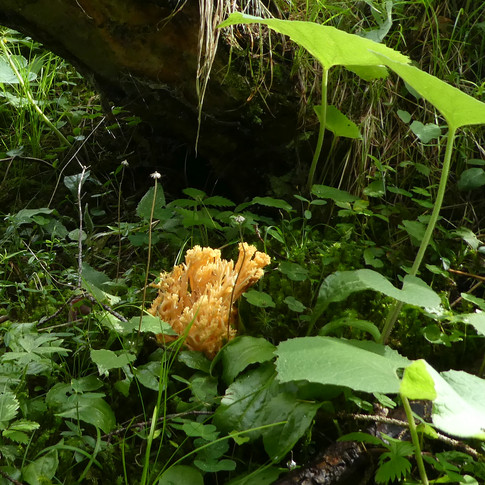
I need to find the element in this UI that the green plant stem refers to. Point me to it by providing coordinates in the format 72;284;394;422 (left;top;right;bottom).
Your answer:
307;68;328;191
140;404;159;485
116;163;127;280
0;38;70;146
380;128;457;344
76;426;101;483
401;394;429;485
139;178;159;334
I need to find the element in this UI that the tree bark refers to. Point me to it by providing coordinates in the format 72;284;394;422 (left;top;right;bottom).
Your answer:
0;0;303;194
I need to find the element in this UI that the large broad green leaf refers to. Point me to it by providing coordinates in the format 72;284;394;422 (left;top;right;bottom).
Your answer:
219;336;276;385
313;269;441;322
275;337;410;394
420;363;485;440
218;13;409;71
373;53;485;130
213;364;280;441
261;393;321;461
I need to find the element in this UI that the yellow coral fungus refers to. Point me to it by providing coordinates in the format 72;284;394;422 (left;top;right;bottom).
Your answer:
149;243;270;359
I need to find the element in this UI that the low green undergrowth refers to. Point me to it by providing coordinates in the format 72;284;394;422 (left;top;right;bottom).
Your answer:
1;1;485;484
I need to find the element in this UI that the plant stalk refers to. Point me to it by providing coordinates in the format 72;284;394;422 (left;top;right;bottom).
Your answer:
380;127;457;344
307;68;328;191
401;394;429;485
1;38;70;146
139;176;159;334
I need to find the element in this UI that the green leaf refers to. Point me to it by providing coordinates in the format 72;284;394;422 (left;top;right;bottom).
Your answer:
0;55;36;84
2;429;29;443
457;168;485;191
314;105;362;139
284;296;306;313
401;219;427;244
178;420;219;441
214;364;280;441
226;467;282;485
194;458;236;472
203;195;235;207
409;121;441;143
376;453;412;484
68;228;87;242
313;269;441;321
10;208;54;226
262;393;321;461
397;109;411;123
251;196;293;212
363;179;386;198
311;184;359;203
275;337;410;394
425;365;485;439
90;349;136;376
64;170;91;197
461;293;485;311
22;451;59;485
362;0;394;43
0;391;19;428
346;64;388;81
81;263;110;290
279;261;309;281
7;419;40;433
178;351;211;373
400;359;436;400
158;465;204;485
125;315;177;336
194;437;230;470
243;290;275;308
461;312;485;336
56;395;115;434
220;336;276;385
364;246;384;268
71;375;104;393
218;13;409;70
136;183;166;219
372;53;485;130
183;187;206;200
319;317;381;342
338;431;383;445
453;227;481;250
134;361;161;391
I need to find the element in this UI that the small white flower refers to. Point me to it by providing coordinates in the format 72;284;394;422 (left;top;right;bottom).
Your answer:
150;171;161;179
233;215;246;225
121;160;129;167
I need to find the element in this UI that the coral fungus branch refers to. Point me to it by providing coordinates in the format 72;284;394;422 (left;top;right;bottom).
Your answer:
149;243;270;358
